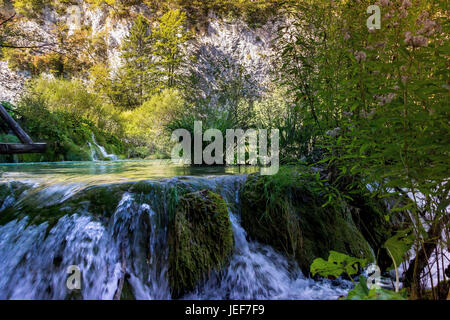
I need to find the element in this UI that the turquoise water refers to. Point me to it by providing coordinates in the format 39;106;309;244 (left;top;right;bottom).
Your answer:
0;160;258;186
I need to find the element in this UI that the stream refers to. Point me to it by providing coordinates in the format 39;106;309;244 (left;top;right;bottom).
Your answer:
0;160;352;300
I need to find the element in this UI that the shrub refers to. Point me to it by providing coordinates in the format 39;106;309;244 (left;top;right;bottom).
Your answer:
26;77;122;134
121;89;184;157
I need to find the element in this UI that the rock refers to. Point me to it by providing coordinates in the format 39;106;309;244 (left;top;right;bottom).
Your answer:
168;190;233;298
0;181;30;212
119;277;136;300
240;169;374;274
347;189;393;272
0;61;28;103
0;183;129;231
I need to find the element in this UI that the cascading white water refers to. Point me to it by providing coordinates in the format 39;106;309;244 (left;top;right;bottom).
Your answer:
185;212;352;300
0;175;352;300
89;134;118;161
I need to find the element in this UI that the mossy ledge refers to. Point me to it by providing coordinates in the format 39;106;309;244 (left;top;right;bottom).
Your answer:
240;167;375;274
0;182;132;231
168;190;233;298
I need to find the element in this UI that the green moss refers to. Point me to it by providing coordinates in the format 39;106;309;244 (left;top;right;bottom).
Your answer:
240;167;374;274
0;181;30;210
168;190;233;298
0;183;129;232
120;278;136;300
347;189;394;272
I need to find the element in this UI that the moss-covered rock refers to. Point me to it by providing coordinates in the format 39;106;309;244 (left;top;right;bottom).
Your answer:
0;181;30;211
240;168;374;274
119;277;136;300
0;183;130;231
168;190;233;298
347;189;394;272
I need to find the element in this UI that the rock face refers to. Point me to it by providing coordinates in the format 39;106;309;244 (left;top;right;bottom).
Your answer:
168;189;233;298
0;61;28;103
0;6;278;105
240;170;375;274
187;16;279;106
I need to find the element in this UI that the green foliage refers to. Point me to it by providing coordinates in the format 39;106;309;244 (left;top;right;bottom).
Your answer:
26;77;122;133
152;9;190;89
104;10;190;109
250;87;315;163
383;228;414;269
80;0;284;26
11;0;50;17
346;276;407;300
165;103;240;164
3;14;108;78
240;167;374;273
117;14;155;109
141;0;284;27
310;251;368;280
346;275;370;300
12;84;123;162
277;0;449;295
120;88;184;158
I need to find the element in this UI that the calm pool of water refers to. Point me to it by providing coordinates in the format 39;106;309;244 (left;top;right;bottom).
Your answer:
0;160;258;186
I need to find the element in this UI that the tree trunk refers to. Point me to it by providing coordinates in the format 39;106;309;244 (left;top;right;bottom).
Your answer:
403;214;449;299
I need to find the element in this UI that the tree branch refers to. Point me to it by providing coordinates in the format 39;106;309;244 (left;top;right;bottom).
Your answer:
0;13;16;27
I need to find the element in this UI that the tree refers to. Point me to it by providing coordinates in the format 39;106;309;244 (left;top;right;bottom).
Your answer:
152;9;190;89
114;10;190;109
117;14;155;109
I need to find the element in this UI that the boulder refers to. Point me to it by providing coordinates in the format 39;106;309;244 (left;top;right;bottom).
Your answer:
168;190;233;297
240;169;374;274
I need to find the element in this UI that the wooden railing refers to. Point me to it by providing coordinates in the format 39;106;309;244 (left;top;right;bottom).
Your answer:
0;103;46;154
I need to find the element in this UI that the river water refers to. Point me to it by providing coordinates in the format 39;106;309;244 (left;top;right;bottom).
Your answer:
0;160;352;300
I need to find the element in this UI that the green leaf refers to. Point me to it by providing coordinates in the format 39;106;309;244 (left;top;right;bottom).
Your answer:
346;276;407;300
383;228;414;268
436;198;450;213
346;276;370;300
310;251;368;278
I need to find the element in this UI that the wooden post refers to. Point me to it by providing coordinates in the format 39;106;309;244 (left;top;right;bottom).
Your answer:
0;143;47;154
0;103;33;144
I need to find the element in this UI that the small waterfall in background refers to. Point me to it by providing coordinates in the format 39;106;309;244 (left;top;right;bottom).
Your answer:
88;134;118;161
87;141;97;161
0;175;351;300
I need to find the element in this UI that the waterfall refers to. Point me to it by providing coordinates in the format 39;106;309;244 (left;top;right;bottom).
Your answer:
87;141;97;161
184;212;351;300
0;175;351;300
88;134;118;161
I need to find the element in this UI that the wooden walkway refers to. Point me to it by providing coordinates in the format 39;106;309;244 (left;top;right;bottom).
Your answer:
0;103;46;154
